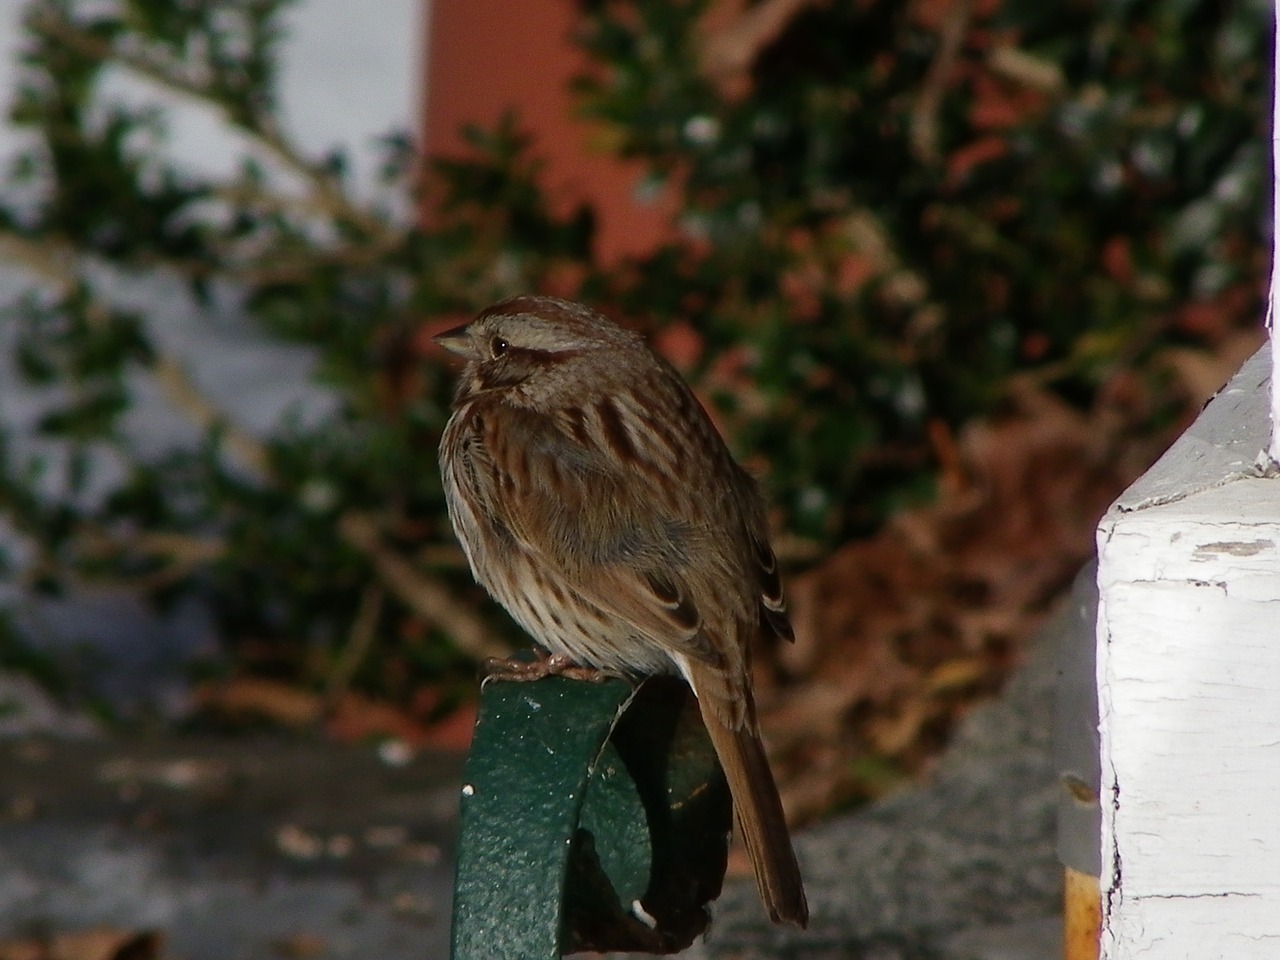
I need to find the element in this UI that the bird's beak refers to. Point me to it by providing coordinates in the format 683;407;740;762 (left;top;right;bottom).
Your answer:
432;323;473;358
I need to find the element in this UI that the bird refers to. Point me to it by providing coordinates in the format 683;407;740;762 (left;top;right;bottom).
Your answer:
435;294;808;927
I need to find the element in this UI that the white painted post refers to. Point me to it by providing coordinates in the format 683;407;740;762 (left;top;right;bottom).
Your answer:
1094;12;1280;944
1095;350;1280;959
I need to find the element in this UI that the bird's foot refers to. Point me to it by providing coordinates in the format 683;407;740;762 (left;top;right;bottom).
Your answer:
480;649;616;685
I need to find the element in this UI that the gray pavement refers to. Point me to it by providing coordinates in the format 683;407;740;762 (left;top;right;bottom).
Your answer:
0;735;461;960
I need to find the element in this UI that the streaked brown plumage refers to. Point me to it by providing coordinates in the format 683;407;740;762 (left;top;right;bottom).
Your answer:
435;295;808;927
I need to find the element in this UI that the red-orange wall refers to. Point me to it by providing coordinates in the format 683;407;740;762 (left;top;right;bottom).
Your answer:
422;0;676;265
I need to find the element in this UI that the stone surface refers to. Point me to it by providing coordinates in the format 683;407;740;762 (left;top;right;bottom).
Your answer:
0;737;461;960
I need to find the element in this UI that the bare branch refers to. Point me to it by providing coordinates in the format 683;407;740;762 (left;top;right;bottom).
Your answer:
324;582;386;706
25;6;397;244
339;512;509;661
911;0;974;165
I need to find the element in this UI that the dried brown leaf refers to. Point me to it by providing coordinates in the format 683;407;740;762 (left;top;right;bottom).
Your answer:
195;677;322;727
0;929;163;960
270;933;327;959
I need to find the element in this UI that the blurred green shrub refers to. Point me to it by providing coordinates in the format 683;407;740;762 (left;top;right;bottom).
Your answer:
575;0;1269;538
0;0;1268;695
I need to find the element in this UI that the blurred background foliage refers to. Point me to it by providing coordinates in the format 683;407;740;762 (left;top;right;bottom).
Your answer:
0;0;1269;766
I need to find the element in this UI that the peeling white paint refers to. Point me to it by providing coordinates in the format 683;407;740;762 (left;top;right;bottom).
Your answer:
1097;471;1280;957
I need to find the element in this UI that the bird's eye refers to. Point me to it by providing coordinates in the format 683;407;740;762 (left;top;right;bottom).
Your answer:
490;337;509;359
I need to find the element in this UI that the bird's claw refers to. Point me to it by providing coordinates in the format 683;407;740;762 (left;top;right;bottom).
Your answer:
480;650;616;685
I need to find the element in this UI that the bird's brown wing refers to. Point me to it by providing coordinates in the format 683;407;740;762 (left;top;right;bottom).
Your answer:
474;399;738;667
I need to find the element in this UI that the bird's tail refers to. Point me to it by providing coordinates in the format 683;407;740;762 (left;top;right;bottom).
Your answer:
690;664;809;927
